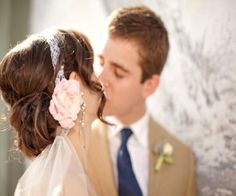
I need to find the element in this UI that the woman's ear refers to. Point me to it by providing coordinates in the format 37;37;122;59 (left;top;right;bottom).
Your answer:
142;74;160;97
69;72;78;80
69;72;83;89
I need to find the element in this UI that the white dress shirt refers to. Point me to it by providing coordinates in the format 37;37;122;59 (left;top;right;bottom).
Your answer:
107;112;149;196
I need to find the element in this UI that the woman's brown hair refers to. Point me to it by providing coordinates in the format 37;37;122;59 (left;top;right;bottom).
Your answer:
0;29;106;158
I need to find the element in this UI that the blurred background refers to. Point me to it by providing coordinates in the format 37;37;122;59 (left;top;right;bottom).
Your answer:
0;0;235;195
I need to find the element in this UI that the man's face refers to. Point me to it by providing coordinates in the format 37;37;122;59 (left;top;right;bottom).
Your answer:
98;37;147;123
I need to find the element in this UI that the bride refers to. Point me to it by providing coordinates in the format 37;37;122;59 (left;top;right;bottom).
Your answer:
0;28;106;195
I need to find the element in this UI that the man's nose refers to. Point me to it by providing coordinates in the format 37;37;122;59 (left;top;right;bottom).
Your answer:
91;73;98;82
98;66;110;89
98;66;107;83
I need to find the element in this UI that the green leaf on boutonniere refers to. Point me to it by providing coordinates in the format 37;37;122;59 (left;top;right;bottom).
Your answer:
163;154;174;164
155;155;164;171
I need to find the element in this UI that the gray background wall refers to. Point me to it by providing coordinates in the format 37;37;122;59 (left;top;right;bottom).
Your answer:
0;0;29;195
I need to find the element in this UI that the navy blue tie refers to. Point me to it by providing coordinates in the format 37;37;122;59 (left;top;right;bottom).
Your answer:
117;128;142;196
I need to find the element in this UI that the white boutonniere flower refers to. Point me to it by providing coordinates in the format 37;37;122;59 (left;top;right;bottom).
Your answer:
153;141;174;171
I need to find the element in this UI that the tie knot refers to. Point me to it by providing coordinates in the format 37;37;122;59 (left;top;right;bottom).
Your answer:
121;128;132;144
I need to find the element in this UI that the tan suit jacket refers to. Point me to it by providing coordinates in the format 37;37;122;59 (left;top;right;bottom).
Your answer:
87;117;196;196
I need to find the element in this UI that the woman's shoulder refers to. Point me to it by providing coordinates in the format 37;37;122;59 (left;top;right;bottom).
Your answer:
14;135;88;195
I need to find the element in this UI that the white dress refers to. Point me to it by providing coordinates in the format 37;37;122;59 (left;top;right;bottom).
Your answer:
14;130;96;196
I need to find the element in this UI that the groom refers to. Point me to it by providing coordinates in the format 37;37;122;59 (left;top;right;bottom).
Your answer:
88;6;196;196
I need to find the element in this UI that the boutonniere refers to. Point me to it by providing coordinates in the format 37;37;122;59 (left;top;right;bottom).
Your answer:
153;141;174;172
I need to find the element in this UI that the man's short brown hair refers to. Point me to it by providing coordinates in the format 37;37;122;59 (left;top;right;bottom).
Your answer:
108;6;169;82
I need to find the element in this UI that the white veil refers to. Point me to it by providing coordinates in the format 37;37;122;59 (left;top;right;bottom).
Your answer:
14;131;97;196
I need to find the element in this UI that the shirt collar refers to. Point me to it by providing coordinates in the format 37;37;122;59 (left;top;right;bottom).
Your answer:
107;112;149;148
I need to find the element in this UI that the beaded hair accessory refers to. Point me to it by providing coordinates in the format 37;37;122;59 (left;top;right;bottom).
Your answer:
40;29;65;84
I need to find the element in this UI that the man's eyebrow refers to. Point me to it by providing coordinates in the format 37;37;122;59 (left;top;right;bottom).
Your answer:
98;54;130;73
111;62;130;73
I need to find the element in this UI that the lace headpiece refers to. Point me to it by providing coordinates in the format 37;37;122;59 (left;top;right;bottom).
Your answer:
40;29;65;84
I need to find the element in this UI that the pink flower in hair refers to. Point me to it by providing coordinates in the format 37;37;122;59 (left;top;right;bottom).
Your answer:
49;78;82;129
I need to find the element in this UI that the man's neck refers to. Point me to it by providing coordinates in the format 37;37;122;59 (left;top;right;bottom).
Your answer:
116;109;146;126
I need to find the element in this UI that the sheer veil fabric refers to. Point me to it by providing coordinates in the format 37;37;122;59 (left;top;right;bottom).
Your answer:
14;129;97;196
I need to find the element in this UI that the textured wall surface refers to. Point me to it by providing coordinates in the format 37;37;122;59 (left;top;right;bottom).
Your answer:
146;0;236;195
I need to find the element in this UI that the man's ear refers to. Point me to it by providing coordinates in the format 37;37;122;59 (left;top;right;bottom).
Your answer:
142;74;160;97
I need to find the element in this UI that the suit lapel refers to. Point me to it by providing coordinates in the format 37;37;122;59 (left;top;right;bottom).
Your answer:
148;117;165;196
88;121;117;196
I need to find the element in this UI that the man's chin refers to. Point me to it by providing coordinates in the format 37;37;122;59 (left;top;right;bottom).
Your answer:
103;103;115;116
103;108;112;116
